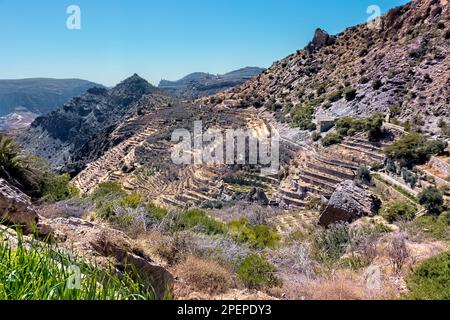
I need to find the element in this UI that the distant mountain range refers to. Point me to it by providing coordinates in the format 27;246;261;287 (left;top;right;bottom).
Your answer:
0;78;103;131
158;67;265;99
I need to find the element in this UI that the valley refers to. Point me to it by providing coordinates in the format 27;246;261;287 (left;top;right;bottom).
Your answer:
1;0;449;301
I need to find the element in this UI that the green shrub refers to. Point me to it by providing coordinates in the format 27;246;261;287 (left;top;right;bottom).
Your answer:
403;251;450;300
411;213;450;241
321;132;343;147
344;87;357;101
381;200;418;223
0;134;19;174
291;103;316;131
312;223;351;261
372;79;383;90
146;202;168;221
445;29;450;40
118;193;144;209
384;133;447;168
311;131;322;142
176;209;226;235
228;218;280;249
355;166;372;184
418;188;444;215
237;254;282;289
92;182;125;199
42;173;79;201
327;89;343;102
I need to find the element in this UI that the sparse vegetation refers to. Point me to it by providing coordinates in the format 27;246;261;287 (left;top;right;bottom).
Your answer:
291;102;316;131
237;253;282;289
228;217;280;249
381;200;418;223
404;251;450;300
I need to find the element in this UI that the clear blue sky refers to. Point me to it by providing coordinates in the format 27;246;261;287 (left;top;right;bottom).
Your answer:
0;0;410;86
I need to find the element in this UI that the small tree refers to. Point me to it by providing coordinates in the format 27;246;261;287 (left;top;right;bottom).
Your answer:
418;188;444;215
355;166;372;185
237;254;282;289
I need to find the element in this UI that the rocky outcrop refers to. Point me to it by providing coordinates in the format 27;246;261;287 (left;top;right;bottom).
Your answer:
246;188;269;206
0;178;39;233
47;217;173;299
306;28;336;53
318;180;381;227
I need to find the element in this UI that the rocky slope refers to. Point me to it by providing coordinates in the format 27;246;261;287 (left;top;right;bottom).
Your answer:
159;67;264;100
0;78;102;117
202;0;449;136
17;75;177;174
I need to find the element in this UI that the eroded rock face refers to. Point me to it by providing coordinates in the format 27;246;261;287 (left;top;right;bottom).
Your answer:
306;28;336;53
318;180;381;227
0;178;39;233
46;217;173;299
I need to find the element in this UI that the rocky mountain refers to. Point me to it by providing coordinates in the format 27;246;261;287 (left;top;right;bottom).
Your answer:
203;0;449;136
0;78;102;117
0;111;39;133
17;74;177;174
158;67;265;99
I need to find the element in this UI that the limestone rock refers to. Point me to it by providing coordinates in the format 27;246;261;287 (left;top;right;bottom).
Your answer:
306;28;336;53
319;180;382;227
0;178;39;233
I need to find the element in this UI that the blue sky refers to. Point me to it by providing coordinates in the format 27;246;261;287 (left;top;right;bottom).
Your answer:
0;0;410;86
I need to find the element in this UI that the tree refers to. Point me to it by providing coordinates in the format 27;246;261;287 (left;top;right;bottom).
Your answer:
355;166;372;184
0;134;19;178
385;133;447;168
418;188;444;215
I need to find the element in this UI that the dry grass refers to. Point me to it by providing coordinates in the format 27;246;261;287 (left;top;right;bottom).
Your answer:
300;273;369;300
175;257;234;295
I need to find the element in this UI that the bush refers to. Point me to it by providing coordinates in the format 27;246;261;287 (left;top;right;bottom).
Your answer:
42;173;79;201
312;223;351;262
327;89;343;102
381;200;418;223
291;103;316;131
355;166;372;184
384;133;447;168
404;251;450;300
445;29;450;40
0;134;19;174
237;254;282;289
311;131;321;142
418;188;444;215
118;193;143;209
228;218;280;249
344;87;357;101
372;79;383;90
92;182;125;199
411;213;450;241
176;209;226;235
146;202;168;221
321;132;343;147
175;257;232;295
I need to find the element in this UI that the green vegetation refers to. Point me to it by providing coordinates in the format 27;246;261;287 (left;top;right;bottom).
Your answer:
355;166;372;184
403;251;450;300
381;200;418;223
373;174;418;203
411;212;450;241
335;113;383;140
228;218;280;249
372;79;383;90
176;209;226;236
237;254;282;289
312;223;351;262
119;193;144;209
146;202;168;221
0;134;19;175
327;89;343;102
291;102;316;131
42;173;79;201
418;188;444;215
384;133;447;168
343;87;357;101
321;132;343;146
0;231;155;300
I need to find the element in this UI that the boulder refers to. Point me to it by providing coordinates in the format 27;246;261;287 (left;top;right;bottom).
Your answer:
47;217;173;299
246;188;269;206
319;180;382;227
0;178;39;233
306;28;336;53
